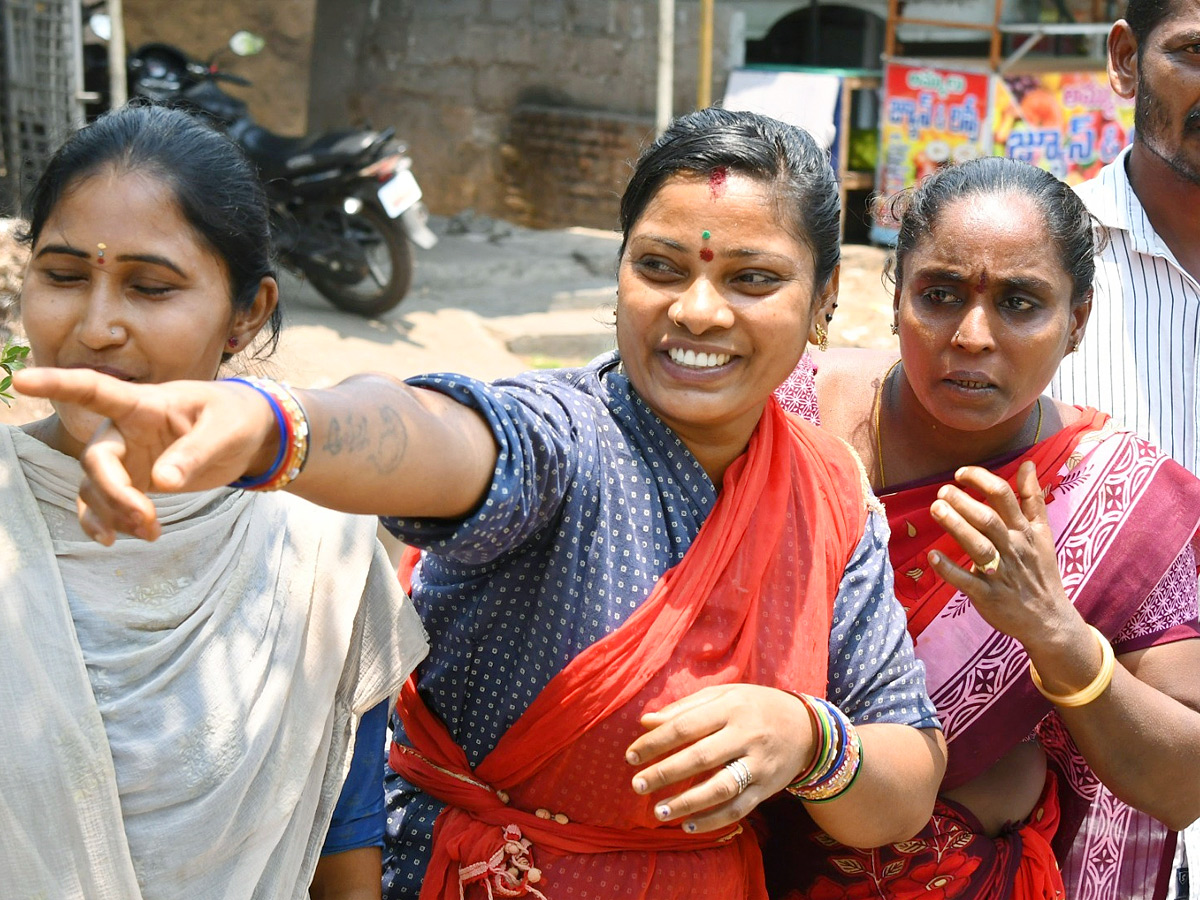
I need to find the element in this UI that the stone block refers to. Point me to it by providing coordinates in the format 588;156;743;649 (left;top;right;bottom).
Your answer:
488;0;533;23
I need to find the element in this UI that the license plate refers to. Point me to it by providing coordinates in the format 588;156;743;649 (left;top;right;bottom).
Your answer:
378;168;422;218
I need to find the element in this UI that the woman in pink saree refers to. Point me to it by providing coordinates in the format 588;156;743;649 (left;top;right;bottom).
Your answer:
767;157;1200;900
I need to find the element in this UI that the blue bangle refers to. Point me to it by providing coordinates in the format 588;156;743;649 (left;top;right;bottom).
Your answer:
225;377;288;489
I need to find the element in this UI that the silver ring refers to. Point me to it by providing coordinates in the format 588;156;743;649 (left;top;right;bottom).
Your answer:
723;758;753;795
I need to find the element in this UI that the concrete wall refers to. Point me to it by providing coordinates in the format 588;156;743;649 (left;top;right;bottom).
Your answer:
306;1;745;229
123;0;317;135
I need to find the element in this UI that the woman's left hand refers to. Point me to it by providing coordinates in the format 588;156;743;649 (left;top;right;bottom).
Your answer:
624;684;811;834
927;461;1075;646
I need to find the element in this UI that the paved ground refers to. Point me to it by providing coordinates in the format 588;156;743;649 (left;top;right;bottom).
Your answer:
1;214;897;426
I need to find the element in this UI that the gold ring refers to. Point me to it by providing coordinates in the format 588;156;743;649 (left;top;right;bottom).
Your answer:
980;549;1001;575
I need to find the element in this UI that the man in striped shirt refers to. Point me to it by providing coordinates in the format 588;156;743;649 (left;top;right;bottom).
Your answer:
1051;1;1200;895
1051;0;1200;475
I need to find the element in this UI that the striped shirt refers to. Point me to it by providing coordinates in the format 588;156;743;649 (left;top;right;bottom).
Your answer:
1051;147;1200;474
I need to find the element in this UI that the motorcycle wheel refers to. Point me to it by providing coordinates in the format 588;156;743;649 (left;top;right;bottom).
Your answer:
305;203;414;317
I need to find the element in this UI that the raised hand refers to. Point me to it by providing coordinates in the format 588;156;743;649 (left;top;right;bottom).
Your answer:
624;684;811;834
926;461;1077;645
14;367;276;544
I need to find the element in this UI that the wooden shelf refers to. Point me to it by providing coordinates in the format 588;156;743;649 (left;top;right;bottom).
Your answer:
835;74;881;240
885;0;1113;71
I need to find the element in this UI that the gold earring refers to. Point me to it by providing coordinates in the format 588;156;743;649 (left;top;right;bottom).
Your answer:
890;322;898;335
815;324;829;352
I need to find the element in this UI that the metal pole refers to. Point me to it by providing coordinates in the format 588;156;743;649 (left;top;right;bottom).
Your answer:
697;0;713;109
108;0;127;108
656;0;674;134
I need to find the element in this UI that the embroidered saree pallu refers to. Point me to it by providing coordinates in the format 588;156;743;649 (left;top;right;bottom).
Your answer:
392;401;870;899
769;411;1200;900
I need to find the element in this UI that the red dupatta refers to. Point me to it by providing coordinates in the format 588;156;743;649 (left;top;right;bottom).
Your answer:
392;400;869;900
885;409;1109;639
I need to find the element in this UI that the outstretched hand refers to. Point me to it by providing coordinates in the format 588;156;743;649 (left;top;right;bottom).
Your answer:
624;684;811;834
927;461;1075;644
14;367;276;544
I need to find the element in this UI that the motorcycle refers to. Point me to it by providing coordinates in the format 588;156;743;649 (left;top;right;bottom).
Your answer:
86;17;436;317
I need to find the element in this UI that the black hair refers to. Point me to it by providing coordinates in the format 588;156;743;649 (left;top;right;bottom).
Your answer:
21;103;281;354
885;156;1098;305
1124;0;1178;43
619;107;841;294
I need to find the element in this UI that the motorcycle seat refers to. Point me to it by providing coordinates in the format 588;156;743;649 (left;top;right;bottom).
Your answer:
233;122;386;180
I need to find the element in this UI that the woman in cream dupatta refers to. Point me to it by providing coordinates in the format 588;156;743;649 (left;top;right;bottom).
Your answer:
1;105;426;899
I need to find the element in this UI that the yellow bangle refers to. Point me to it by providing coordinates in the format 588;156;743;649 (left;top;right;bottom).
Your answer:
1029;625;1115;708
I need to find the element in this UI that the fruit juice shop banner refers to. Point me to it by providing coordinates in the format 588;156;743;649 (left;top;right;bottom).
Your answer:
875;63;992;228
993;71;1134;184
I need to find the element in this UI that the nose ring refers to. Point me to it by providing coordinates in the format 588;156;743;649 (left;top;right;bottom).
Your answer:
670;308;682;328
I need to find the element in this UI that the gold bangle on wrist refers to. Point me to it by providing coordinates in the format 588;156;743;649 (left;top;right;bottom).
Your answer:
1029;624;1115;708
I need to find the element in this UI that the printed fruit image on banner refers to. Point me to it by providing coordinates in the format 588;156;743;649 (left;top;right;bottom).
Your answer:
994;71;1134;184
874;63;992;230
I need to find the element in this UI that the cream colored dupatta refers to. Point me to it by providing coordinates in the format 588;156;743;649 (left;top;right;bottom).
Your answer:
0;425;427;900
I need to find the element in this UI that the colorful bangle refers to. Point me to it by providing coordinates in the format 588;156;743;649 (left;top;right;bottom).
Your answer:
224;377;310;492
1029;624;1115;708
785;694;863;803
792;728;863;803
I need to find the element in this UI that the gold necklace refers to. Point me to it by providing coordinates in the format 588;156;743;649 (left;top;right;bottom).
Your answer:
874;361;1044;489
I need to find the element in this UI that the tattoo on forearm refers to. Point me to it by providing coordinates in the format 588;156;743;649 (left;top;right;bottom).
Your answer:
368;406;407;473
323;414;371;456
323;418;343;454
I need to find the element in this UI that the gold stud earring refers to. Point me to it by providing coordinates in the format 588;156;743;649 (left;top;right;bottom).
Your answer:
890;322;899;336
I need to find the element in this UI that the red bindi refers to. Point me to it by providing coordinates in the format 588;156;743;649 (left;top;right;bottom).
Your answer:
699;248;714;261
708;166;727;198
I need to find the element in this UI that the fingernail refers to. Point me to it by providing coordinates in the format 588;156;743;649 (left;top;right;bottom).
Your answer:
632;777;648;794
683;821;697;833
656;804;671;820
956;467;968;479
929;551;941;565
625;750;639;765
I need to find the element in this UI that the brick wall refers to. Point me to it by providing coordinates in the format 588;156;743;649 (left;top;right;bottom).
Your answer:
501;105;655;230
306;0;743;226
123;0;317;136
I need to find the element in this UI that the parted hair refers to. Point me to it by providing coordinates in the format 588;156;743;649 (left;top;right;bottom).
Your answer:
619;107;841;294
21;103;281;352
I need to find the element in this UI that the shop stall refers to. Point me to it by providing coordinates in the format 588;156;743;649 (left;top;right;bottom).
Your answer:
871;0;1131;242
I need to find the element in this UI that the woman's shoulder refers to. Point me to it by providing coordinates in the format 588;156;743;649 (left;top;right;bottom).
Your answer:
813;348;898;457
814;348;898;392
